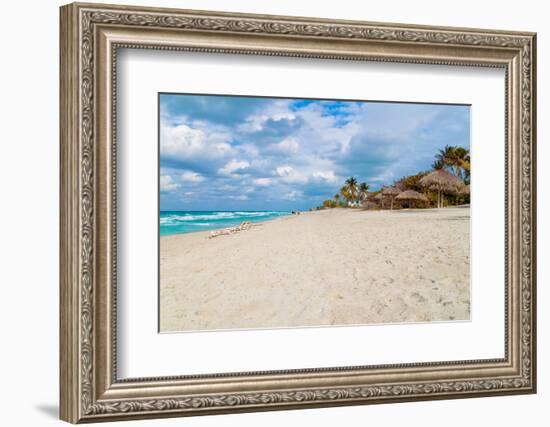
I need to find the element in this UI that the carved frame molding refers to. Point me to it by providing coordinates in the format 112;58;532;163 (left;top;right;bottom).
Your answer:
60;2;536;423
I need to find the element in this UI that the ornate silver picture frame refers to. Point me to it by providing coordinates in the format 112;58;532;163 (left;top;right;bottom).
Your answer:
60;2;536;423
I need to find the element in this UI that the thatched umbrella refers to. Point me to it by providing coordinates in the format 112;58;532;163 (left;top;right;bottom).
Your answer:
396;189;429;208
419;169;464;208
381;186;401;210
459;184;470;195
456;184;470;205
373;193;385;208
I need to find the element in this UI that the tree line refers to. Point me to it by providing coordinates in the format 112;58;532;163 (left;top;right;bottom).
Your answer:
315;145;470;210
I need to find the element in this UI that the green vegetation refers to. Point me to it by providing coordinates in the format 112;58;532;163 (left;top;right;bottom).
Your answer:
434;144;470;184
316;145;470;210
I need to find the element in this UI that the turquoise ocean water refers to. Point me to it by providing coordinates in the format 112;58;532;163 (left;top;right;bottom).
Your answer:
159;211;291;236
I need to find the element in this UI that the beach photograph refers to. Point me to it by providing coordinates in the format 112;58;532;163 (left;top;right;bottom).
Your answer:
159;93;471;332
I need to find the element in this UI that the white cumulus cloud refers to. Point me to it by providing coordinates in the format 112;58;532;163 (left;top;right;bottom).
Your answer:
312;170;338;183
160;175;180;192
180;171;205;183
270;137;300;154
253;178;273;186
160;121;233;161
219;159;250;175
283;190;302;201
275;165;307;183
238;100;296;133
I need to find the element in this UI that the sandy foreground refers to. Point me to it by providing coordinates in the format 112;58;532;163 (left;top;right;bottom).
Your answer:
160;207;470;332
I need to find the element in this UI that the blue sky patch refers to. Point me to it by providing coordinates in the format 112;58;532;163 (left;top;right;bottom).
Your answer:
159;93;470;211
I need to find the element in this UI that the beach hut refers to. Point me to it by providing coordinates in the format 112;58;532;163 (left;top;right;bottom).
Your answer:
396;189;429;208
381;186;401;210
419;169;464;208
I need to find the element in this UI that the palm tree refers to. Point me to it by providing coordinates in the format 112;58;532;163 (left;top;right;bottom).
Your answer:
340;185;351;203
435;145;456;171
435;145;470;180
334;194;341;206
322;199;334;209
463;160;471;184
450;146;470;179
432;158;445;170
454;147;470;183
344;177;359;203
358;182;369;203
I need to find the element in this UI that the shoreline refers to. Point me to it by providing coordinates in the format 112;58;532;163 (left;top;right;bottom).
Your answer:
160;211;293;237
160;211;300;239
160;207;470;332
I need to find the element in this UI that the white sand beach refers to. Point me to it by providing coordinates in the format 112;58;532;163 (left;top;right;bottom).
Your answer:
160;207;470;332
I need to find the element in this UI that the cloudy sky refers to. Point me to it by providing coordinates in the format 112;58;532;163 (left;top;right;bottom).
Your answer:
159;93;470;211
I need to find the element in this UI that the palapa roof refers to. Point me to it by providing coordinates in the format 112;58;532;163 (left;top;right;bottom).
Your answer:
396;189;429;202
381;186;401;196
374;193;384;200
419;169;464;192
459;184;470;195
